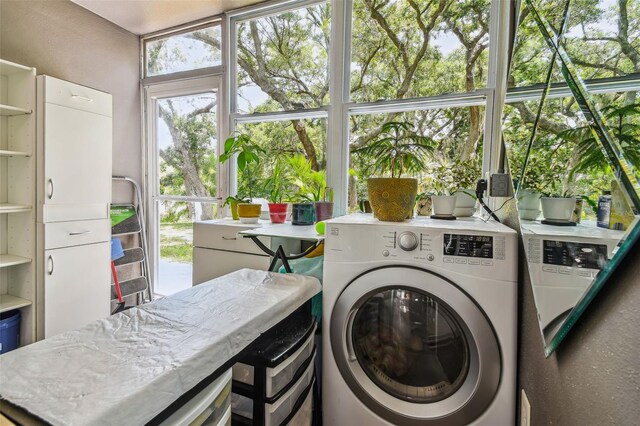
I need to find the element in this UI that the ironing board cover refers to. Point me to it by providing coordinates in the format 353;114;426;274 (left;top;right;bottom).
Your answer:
0;269;320;426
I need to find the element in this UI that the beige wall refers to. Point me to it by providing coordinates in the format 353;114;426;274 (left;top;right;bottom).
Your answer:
0;0;141;202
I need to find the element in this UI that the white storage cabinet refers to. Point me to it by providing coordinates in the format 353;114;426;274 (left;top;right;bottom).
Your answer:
36;76;112;339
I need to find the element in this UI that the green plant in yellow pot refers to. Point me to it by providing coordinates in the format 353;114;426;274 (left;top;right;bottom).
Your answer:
354;121;434;221
220;132;264;223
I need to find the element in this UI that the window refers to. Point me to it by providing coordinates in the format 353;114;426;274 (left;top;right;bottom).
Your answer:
146;78;222;296
145;23;222;77
348;106;485;210
503;0;640;213
228;0;499;214
350;0;491;102
229;2;331;202
235;3;330;113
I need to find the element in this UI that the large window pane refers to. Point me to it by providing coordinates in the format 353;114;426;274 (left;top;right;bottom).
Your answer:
157;200;217;296
235;3;331;114
350;0;490;102
236;118;327;200
146;25;221;77
504;90;640;206
348;107;485;211
157;93;217;199
562;0;639;79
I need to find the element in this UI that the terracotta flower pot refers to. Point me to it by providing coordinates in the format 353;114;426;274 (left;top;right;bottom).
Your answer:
314;201;334;222
268;202;288;223
367;177;418;222
237;203;261;224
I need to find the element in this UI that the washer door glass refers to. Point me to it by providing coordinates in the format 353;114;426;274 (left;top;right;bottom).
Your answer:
330;266;502;425
353;289;469;403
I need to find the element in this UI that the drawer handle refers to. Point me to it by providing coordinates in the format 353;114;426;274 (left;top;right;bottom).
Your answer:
47;178;54;199
71;94;93;102
47;255;54;275
221;236;237;241
69;230;91;236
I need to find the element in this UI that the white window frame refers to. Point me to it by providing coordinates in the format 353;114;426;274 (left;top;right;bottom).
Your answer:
144;76;224;294
141;17;229;294
142;18;224;84
225;0;515;216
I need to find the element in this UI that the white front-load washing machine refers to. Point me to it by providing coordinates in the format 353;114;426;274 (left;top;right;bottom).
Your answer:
322;214;518;425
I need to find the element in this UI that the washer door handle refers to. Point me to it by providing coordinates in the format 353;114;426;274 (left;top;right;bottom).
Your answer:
345;308;357;362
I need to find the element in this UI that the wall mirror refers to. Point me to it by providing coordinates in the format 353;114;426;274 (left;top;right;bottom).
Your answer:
502;0;640;356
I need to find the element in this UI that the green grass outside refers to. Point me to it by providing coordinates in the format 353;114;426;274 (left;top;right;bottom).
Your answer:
160;223;193;263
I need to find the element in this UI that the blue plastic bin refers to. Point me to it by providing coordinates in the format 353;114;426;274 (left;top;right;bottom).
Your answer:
0;310;21;354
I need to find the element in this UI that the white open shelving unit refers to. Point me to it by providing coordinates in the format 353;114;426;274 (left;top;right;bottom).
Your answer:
0;59;36;344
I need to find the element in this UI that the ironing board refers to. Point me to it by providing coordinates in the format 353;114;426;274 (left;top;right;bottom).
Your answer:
0;269;320;426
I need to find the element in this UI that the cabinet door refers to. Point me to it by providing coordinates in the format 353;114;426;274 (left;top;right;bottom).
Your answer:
44;242;110;338
43;103;111;208
193;248;270;285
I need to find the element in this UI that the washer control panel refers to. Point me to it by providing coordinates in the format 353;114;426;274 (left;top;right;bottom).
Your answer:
376;227;508;270
398;231;419;251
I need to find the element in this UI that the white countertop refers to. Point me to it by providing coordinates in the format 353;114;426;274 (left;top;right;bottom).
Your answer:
238;222;324;242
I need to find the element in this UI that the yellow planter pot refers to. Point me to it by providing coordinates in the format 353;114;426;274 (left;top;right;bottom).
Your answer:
237;203;261;224
367;177;418;222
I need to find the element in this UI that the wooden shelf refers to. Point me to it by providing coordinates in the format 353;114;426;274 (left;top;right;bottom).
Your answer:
0;203;31;213
0;254;32;268
0;149;30;157
0;294;32;313
0;104;31;116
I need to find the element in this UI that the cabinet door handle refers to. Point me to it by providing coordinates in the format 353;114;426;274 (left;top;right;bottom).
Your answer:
47;255;54;275
47;178;54;199
69;230;91;236
221;236;237;240
71;94;93;102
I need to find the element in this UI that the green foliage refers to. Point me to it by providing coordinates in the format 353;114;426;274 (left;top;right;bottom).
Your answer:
353;121;435;178
220;132;265;200
262;158;292;203
420;158;479;196
287;154;327;202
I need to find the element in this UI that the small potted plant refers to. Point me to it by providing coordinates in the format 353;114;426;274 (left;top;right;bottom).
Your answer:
517;189;542;221
449;160;480;217
315;187;334;222
421;160;465;217
541;190;576;222
288;154;326;225
353;121;434;222
262;158;291;223
220;132;264;223
223;195;249;220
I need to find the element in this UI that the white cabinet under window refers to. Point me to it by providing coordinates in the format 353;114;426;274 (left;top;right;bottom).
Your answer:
36;76;112;339
192;220;300;285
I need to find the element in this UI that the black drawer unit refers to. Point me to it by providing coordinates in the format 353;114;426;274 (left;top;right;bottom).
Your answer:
231;314;317;426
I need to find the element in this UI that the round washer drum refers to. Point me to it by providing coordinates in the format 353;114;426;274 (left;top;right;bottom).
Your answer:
330;266;501;426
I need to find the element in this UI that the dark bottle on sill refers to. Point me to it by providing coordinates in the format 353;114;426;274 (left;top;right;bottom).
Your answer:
597;190;611;229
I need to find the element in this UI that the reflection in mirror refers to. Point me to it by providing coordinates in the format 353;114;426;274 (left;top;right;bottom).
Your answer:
503;0;640;356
